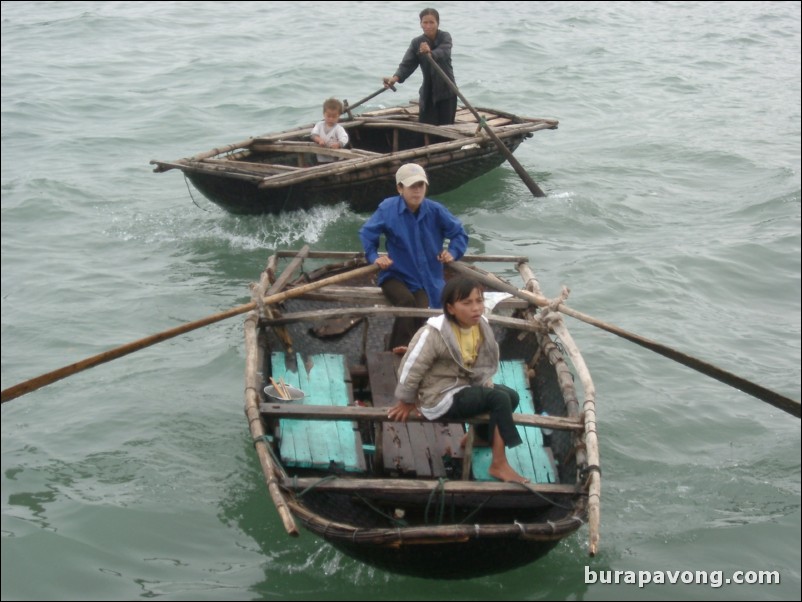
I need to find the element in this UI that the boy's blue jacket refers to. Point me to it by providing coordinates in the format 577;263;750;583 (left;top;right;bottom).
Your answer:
359;195;468;308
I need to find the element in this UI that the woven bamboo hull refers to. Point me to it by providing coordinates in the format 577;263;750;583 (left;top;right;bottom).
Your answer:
331;537;561;580
289;488;585;579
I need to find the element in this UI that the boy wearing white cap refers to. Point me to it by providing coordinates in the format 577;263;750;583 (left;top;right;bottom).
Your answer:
359;163;468;350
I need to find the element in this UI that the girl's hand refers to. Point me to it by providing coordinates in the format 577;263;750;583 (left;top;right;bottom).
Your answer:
387;400;418;422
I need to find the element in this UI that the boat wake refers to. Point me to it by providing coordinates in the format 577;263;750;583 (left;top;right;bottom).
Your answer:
213;203;353;251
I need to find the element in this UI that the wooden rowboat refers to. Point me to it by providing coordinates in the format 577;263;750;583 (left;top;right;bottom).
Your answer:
151;104;557;215
243;249;600;579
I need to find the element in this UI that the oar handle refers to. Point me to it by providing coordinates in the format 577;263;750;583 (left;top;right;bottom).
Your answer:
422;53;546;198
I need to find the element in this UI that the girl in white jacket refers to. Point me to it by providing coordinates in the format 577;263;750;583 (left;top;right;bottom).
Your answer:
387;276;528;483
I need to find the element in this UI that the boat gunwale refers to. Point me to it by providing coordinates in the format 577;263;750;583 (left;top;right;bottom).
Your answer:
150;123;541;177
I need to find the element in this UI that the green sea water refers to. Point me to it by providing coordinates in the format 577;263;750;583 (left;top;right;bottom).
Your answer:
2;1;800;600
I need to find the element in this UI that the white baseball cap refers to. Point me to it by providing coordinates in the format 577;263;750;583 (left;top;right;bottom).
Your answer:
395;163;429;187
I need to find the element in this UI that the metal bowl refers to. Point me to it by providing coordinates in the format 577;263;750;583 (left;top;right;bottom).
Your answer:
263;384;305;402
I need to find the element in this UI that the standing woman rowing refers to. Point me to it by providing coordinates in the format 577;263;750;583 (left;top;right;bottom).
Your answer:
382;8;458;126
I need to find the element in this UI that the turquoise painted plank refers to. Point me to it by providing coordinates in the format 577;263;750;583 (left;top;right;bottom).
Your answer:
304;354;344;469
317;354;362;471
274;353;314;469
470;361;556;484
282;354;332;469
498;361;543;483
274;352;365;472
294;353;338;470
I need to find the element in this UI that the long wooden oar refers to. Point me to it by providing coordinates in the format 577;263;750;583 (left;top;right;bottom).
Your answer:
423;53;546;198
1;263;379;404
450;261;801;418
342;84;396;116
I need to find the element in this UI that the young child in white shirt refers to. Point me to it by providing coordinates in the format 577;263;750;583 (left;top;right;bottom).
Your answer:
310;98;349;163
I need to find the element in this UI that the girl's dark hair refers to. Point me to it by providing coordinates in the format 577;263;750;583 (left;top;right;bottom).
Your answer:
441;276;482;322
419;8;440;23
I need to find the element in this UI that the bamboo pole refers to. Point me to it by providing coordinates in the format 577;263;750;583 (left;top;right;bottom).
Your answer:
517;261;601;556
251;117;366;145
273;250;527;262
244;311;298;535
358;119;465;140
240;246;313;536
258;305;556;335
149;137;255;172
202;158;301;173
149;160;266;183
249;141;369;160
288;499;584;543
1;263;379;403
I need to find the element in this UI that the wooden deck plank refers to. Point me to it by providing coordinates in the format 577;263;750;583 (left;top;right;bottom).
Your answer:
367;352;418;474
367;352;464;477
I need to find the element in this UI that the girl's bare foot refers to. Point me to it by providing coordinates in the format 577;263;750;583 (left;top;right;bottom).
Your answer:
488;463;529;484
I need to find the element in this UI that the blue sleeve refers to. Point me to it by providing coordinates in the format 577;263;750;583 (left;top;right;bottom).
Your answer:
359;205;386;264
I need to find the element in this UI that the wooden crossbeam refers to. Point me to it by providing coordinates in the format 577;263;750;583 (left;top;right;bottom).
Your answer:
260;403;584;432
